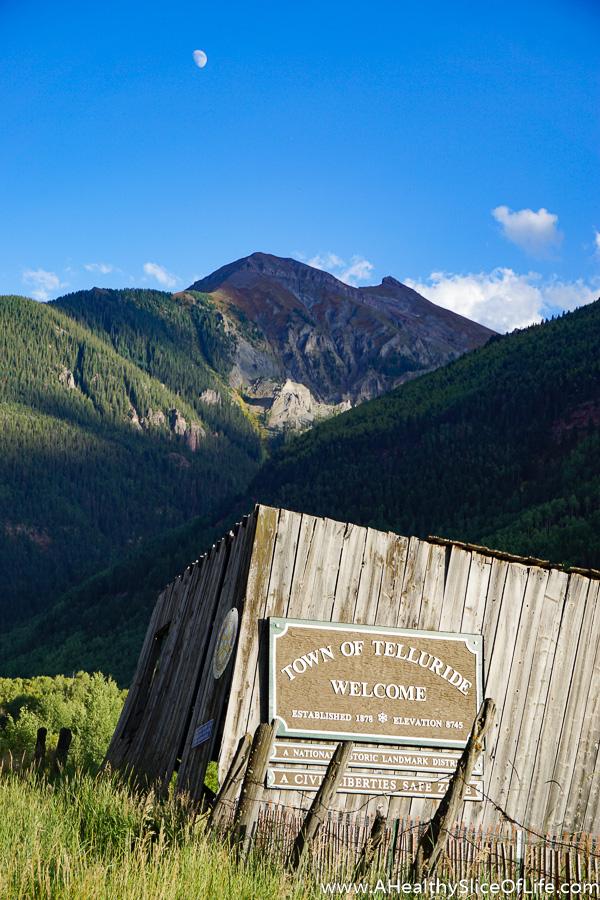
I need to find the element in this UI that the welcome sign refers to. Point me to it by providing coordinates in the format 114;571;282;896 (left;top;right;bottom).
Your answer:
268;618;483;748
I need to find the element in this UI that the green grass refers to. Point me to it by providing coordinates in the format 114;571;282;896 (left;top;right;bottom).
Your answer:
4;763;591;899
0;765;316;900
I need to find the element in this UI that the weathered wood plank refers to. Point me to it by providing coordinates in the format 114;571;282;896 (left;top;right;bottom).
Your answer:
483;566;550;823
285;512;319;616
461;551;492;635
479;558;510;683
251;508;308;736
578;587;600;831
264;507;304;618
118;550;220;779
397;537;429;629
232;719;279;858
217;506;278;780
418;542;449;632
354;527;388;625
138;551;222;780
547;578;600;829
412;698;495;879
509;569;569;824
330;522;369;623
376;532;409;627
270;514;348;809
298;516;347;623
177;524;255;801
565;579;600;831
287;741;354;871
527;574;592;829
438;545;471;632
408;546;488;827
139;542;229;766
478;561;528;828
208;733;252;830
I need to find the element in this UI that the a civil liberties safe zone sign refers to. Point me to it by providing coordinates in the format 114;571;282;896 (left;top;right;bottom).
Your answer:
268;618;483;749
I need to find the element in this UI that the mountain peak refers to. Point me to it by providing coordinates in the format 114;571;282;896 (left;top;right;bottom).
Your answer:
189;251;358;298
185;251;494;408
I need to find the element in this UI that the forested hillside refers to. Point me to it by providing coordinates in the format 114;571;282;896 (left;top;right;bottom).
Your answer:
3;295;600;685
0;294;262;630
255;299;600;566
50;287;247;435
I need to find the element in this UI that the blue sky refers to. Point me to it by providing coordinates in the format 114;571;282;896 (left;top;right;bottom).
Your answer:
1;0;598;331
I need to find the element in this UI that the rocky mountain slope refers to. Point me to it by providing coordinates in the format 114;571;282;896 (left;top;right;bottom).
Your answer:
186;252;495;427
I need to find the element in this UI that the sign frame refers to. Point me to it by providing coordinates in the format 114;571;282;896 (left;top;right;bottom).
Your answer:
265;766;483;801
270;741;484;776
268;617;483;749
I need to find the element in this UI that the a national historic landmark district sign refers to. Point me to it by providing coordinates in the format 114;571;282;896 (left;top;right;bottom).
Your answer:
267;617;484;799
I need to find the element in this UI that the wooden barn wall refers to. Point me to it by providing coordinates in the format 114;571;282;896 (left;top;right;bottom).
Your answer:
219;505;600;834
105;511;257;789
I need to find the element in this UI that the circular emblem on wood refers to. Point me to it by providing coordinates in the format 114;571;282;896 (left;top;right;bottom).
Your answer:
212;608;239;679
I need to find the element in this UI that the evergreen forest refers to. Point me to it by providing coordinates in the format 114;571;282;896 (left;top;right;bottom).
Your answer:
0;292;263;634
1;292;599;685
255;299;600;566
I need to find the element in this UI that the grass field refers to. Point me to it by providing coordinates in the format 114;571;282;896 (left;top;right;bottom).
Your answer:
4;760;597;898
0;765;319;900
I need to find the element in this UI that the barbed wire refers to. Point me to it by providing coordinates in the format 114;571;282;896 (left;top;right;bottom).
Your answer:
450;775;600;859
205;738;600;865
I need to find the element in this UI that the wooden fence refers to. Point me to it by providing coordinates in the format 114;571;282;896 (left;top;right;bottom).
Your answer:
242;804;600;890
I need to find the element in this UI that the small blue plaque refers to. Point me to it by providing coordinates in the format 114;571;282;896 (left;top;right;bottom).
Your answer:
191;719;213;749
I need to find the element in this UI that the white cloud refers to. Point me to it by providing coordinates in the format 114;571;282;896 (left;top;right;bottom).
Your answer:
305;252;374;287
308;252;346;271
492;206;562;257
22;268;61;302
405;268;599;333
594;230;600;260
542;278;599;313
341;256;374;286
84;263;114;275
143;262;179;289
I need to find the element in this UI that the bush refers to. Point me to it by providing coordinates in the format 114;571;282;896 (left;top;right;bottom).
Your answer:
0;671;126;769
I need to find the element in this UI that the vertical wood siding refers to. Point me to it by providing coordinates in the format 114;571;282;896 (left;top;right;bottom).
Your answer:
106;505;600;832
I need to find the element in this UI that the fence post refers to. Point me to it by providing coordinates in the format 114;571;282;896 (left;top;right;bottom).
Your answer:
516;829;525;884
208;733;252;830
411;697;495;881
34;727;47;767
231;719;278;860
53;728;72;772
287;740;354;872
353;808;387;881
387;817;400;876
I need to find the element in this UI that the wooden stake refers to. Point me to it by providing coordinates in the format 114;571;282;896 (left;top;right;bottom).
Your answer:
287;740;354;872
208;733;252;830
34;727;47;767
53;728;72;773
231;719;278;859
411;698;495;881
354;808;387;881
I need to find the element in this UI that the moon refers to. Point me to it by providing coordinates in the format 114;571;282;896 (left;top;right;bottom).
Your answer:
193;50;207;69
